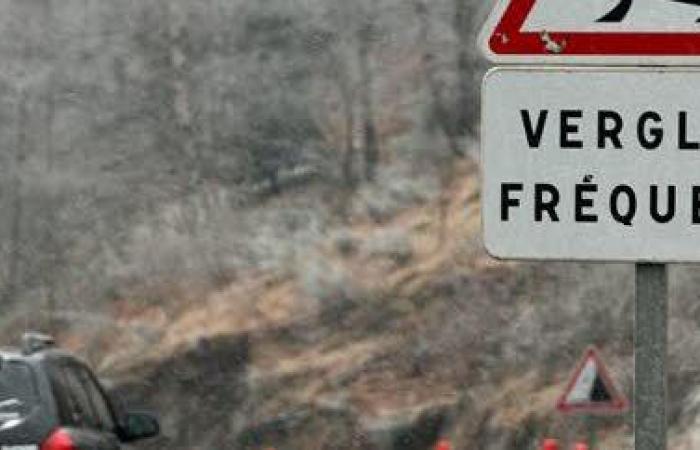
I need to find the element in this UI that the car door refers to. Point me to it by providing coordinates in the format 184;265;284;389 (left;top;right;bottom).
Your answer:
74;364;124;450
49;361;120;450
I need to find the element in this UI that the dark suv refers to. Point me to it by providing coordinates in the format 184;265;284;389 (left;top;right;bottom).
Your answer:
0;333;159;449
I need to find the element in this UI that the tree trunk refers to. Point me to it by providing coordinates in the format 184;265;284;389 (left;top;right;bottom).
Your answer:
162;0;198;188
44;83;60;334
340;72;357;189
454;0;475;135
3;95;28;308
267;169;281;195
357;16;379;182
335;73;358;221
414;0;465;159
413;0;465;246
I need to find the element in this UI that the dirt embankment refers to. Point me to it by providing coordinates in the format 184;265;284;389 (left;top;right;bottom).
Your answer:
57;159;662;449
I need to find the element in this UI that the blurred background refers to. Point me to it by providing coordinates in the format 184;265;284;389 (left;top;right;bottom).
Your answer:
1;0;700;448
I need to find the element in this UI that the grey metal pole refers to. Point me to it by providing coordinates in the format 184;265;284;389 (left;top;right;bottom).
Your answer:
635;263;668;450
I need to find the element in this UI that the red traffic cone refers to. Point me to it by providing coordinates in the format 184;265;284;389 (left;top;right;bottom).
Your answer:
542;439;559;450
573;444;589;450
434;439;452;450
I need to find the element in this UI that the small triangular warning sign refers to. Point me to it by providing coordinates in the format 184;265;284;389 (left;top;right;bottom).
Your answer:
556;347;629;415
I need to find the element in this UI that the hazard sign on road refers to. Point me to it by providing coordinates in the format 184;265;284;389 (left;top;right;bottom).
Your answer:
479;0;700;64
556;347;629;414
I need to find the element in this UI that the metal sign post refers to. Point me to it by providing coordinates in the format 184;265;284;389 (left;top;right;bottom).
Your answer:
585;415;598;450
635;264;668;450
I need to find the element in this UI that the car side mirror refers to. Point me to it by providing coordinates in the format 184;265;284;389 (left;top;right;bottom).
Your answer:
118;411;160;442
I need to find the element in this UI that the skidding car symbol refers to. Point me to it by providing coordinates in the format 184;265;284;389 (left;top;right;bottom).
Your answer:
599;0;700;22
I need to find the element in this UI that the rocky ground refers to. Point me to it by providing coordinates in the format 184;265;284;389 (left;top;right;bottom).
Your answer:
14;158;700;449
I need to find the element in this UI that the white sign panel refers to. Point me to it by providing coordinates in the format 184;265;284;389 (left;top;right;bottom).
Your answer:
482;68;700;262
524;0;700;33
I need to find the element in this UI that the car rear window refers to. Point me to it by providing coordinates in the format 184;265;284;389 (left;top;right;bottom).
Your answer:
0;361;39;423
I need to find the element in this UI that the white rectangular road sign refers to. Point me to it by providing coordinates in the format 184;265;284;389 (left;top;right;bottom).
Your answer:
482;68;700;262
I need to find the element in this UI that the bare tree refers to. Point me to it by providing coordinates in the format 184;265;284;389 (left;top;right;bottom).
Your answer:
357;1;380;182
3;93;28;308
454;0;477;135
414;0;465;160
412;0;470;246
168;0;199;175
322;1;360;189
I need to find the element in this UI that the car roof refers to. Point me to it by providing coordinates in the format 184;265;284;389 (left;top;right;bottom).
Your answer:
0;347;86;368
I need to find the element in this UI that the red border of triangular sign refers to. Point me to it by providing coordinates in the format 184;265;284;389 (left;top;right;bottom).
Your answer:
556;346;629;415
479;0;700;64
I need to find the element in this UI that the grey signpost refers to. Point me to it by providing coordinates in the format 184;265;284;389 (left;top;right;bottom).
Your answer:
635;264;668;450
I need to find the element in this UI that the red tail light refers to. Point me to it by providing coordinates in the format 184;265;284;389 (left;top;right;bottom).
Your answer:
41;429;77;450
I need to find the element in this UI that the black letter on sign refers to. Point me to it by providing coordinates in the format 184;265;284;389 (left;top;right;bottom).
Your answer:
575;182;598;223
693;186;700;224
501;183;524;222
597;0;632;22
521;110;548;149
679;111;700;150
535;183;560;222
638;111;663;150
561;110;584;149
650;185;676;224
598;110;623;149
610;185;637;226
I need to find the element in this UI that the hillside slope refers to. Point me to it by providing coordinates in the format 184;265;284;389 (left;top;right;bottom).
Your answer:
49;158;700;449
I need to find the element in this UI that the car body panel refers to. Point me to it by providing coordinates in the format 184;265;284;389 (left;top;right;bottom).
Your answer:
0;357;57;445
0;347;157;449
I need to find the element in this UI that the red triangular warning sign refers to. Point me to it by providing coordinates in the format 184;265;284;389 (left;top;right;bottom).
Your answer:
556;347;629;415
479;0;700;65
